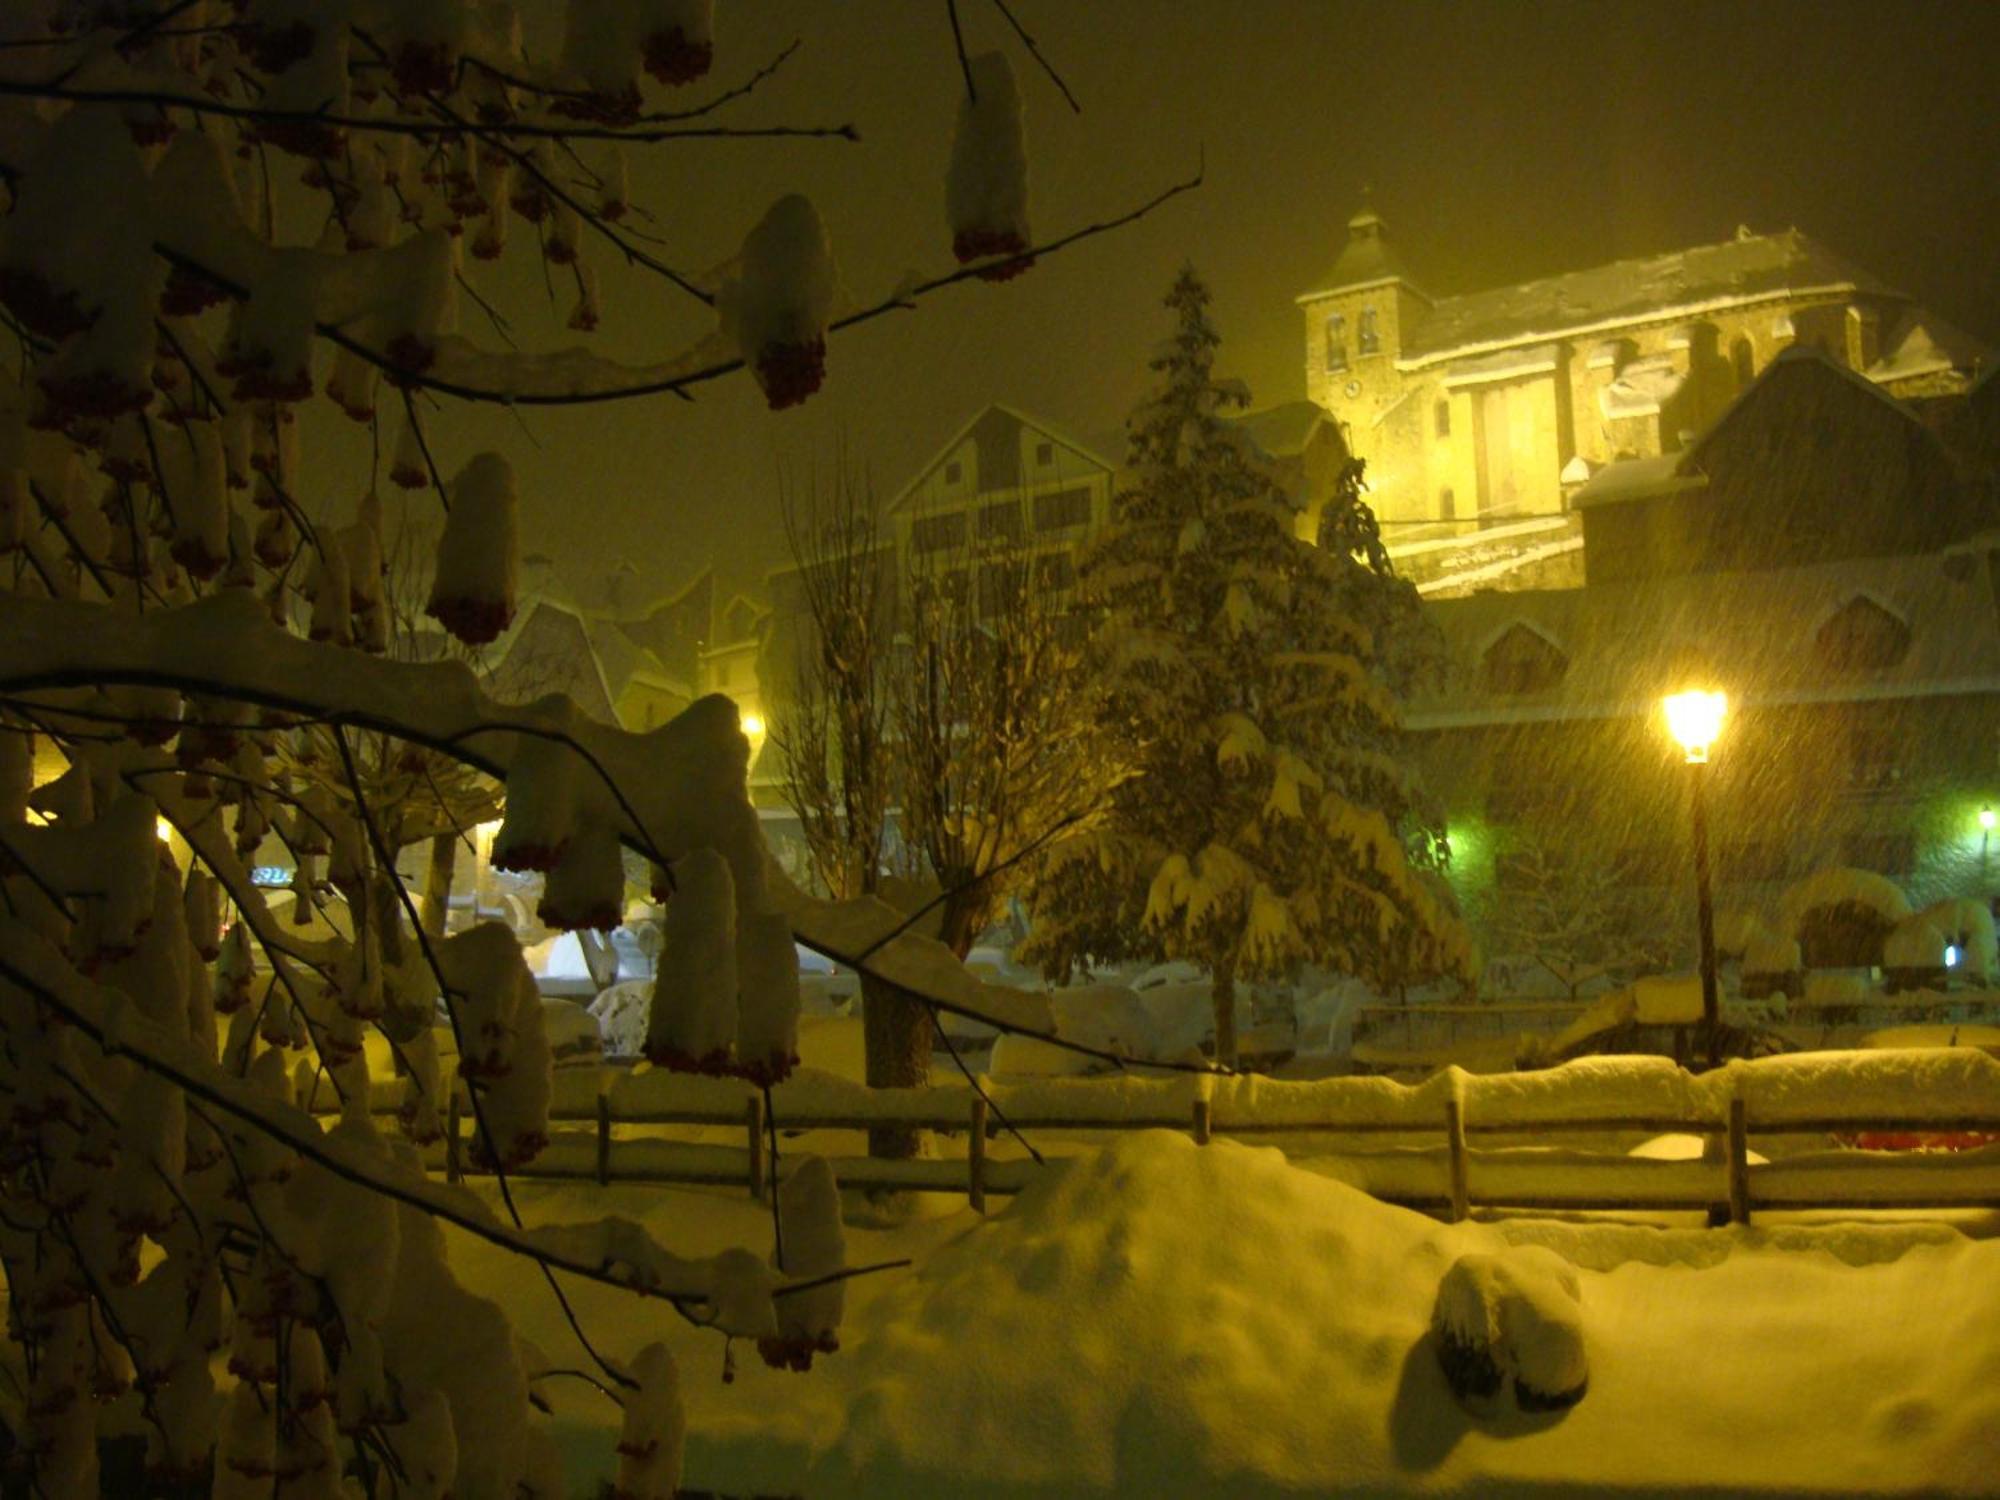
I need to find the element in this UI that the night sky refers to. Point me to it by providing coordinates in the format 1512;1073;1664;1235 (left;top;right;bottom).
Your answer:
404;0;2000;609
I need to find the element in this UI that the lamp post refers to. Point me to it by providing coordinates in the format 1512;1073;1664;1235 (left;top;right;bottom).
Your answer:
1664;690;1727;1066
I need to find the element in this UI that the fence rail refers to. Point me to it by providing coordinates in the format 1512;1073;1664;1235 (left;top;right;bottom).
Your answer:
411;1055;2000;1226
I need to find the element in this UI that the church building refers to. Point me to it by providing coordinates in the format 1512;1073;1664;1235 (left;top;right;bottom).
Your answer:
1298;208;1986;535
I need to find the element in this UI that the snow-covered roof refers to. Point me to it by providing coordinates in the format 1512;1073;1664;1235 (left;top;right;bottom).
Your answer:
886;402;1118;515
1227;400;1340;461
1410;545;2000;728
1569;452;1703;510
1297;204;1430;302
1597;353;1687;420
1572;346;1948;512
1397;228;1898;366
1687;344;1945;473
1866;307;1990;387
1439;342;1562;389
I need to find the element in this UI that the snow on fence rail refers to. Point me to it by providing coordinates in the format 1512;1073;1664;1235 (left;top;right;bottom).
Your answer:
382;1050;2000;1223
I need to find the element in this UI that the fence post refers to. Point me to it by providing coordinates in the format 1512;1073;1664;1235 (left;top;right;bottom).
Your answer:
445;1088;463;1185
968;1095;989;1215
1445;1097;1470;1224
747;1093;767;1202
1727;1096;1751;1226
1192;1098;1212;1146
596;1093;612;1188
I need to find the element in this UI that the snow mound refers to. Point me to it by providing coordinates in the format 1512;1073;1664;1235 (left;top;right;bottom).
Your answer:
1432;1247;1588;1413
808;1131;1458;1496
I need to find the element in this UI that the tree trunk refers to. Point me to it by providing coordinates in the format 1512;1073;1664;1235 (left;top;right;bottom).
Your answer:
419;831;458;938
862;970;934;1158
1211;961;1239;1070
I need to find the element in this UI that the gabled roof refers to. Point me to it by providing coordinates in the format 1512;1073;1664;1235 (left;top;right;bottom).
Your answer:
1571;346;1944;511
1685;344;1942;472
1866;308;1989;386
887;402;1119;514
1400;228;1899;365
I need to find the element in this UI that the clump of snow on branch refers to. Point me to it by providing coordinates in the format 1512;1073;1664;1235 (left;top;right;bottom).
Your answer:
426;451;519;646
723;194;837;410
947;52;1033;278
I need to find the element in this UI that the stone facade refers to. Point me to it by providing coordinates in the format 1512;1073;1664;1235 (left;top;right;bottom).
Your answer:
1298;210;1988;540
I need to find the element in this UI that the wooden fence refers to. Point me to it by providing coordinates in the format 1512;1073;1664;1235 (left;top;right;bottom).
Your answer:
428;1065;2000;1226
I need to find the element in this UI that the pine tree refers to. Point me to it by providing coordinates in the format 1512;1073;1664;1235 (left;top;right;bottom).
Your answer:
1025;267;1471;1065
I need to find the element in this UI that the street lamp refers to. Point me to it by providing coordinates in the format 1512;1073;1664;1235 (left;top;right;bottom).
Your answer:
1663;689;1727;1065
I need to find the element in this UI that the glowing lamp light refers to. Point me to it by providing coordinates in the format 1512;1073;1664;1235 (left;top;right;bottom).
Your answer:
156;816;175;843
1945;944;1960;969
1663;689;1727;764
740;712;766;739
1982;806;1995;832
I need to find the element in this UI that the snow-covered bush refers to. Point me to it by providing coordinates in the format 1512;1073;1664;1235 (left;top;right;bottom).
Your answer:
1780;866;1911;968
1432;1246;1589;1414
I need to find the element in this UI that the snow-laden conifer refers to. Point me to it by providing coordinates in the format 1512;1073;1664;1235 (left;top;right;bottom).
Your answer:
1025;268;1470;1063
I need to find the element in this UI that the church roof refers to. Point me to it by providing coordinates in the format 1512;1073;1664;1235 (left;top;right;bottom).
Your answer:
1298;206;1429;301
1400;228;1901;364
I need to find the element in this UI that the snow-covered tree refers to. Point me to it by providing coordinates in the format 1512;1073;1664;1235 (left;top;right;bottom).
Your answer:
0;5;1192;1491
773;460;1097;1159
1480;828;1671;999
1024;267;1471;1065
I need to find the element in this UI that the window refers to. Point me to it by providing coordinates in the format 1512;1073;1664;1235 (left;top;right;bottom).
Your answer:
977;500;1023;542
1358;306;1379;356
1732;336;1755;390
1323;313;1347;373
1434;399;1451;438
1439;487;1455;521
1034;553;1076;592
1033;486;1091;531
1035;440;1054;466
944;460;963;485
911;510;967;554
1844;722;1902;795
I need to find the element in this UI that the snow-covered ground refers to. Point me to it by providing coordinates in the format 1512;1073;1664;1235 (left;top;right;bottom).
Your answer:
448;1132;2000;1497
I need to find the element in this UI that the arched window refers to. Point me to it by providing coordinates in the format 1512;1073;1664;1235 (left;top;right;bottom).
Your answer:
1324;313;1348;373
1731;336;1755;391
1434;399;1451;438
1358;306;1380;355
